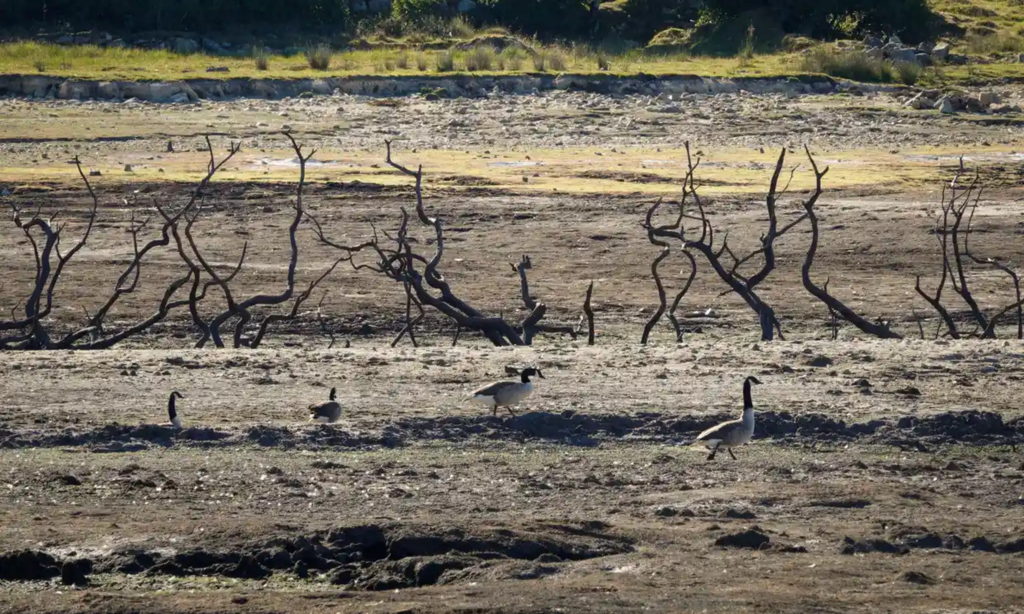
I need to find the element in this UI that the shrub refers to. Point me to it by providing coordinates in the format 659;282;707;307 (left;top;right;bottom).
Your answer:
392;0;450;21
893;60;922;85
435;49;455;72
464;46;496;71
396;52;410;69
448;15;476;39
252;46;270;71
305;44;332;70
501;47;526;71
546;49;567;71
800;46;895;82
964;32;1024;55
416;52;429;71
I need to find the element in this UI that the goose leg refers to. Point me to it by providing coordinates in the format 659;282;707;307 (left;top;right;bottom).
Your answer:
507;407;517;417
492;405;498;417
707;443;719;461
727;447;737;460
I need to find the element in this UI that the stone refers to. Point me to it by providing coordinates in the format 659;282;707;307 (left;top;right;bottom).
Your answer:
97;81;121;99
172;38;200;54
904;92;935;110
935;96;956;114
457;0;476;11
311;79;332;95
915;53;932;66
57;80;93;100
931;42;950;61
716;528;770;549
863;35;882;49
978;91;998;106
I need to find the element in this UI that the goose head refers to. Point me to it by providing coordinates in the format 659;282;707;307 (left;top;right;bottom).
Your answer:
329;387;337;401
520;367;544;382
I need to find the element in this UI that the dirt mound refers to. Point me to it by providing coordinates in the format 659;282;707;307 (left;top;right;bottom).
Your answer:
2;410;1021;451
9;521;630;589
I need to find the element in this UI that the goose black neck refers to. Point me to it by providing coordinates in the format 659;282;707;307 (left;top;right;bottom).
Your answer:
521;371;530;383
743;379;754;410
168;393;177;420
329;388;337;401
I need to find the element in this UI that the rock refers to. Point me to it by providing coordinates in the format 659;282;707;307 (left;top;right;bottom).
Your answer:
840;537;908;555
968;536;996;552
990;103;1022;114
863;35;882;49
55;473;82;485
895;386;921;396
722;508;757;519
205;66;230;73
807;355;833;367
0;550;61;580
915;53;932;66
172;38;200;54
935;96;956;114
715;528;770;549
897;570;935;585
931;42;950;62
978;91;999;106
57;80;93;100
311;79;333;95
96;81;121;99
60;559;92;586
904;92;935;110
903;533;943;549
997;537;1024;553
457;0;476;12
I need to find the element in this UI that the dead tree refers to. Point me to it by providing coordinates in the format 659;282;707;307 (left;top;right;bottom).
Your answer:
641;199;697;344
581;280;595;345
643;143;803;341
182;134;343;349
511;254;577;344
0;150;234;350
309;141;576;347
799;146;903;339
916;162;1024;339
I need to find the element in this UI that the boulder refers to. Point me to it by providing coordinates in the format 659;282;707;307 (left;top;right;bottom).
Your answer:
21;76;55;98
931;42;950;62
311;79;333;95
172;38;200;54
457;0;476;11
57;80;94;100
915;53;932;66
863;35;882;49
904;92;935;110
978;91;999;106
96;81;122;99
935;96;956;114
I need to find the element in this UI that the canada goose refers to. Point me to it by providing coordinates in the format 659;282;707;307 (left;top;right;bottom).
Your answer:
470;367;544;417
309;387;342;423
694;376;762;461
166;391;184;429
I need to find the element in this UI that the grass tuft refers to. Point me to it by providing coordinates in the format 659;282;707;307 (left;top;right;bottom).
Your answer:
305;44;332;70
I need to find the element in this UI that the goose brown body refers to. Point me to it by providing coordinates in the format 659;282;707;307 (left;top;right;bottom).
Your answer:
310;387;342;423
694;376;761;460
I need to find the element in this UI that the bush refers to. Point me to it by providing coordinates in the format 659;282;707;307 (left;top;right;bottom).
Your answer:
392;0;451;21
893;60;922;85
252;46;270;71
1;0;351;32
435;49;455;71
501;47;526;70
474;0;593;39
305;44;332;70
801;47;896;82
701;0;936;43
464;46;496;71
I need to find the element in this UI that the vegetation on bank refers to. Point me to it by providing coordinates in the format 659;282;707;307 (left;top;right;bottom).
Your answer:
0;1;1022;85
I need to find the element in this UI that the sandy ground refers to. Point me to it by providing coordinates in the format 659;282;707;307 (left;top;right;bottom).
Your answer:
1;90;1024;612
